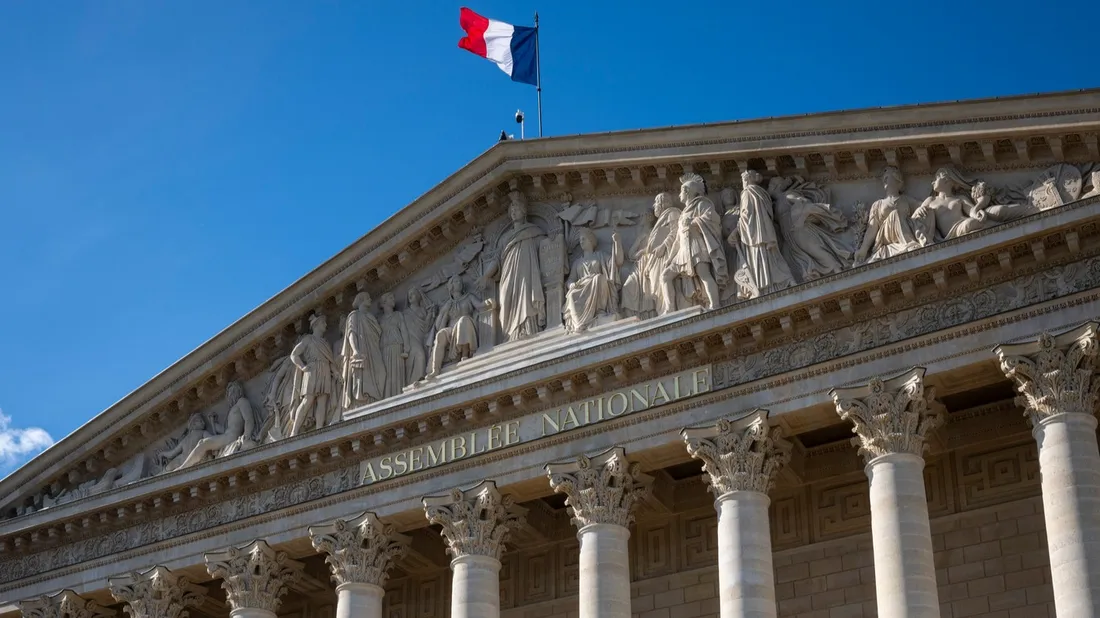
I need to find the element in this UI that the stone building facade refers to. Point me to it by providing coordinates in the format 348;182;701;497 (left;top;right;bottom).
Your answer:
4;89;1100;618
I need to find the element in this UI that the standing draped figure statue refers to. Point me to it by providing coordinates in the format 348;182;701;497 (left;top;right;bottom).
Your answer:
378;292;410;398
340;292;386;409
622;192;683;318
563;227;623;332
729;170;795;299
479;191;546;342
402;287;436;385
662;173;728;312
854;166;923;264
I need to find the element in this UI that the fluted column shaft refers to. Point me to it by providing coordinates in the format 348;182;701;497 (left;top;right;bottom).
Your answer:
578;524;632;618
716;491;775;618
335;582;384;618
451;554;502;618
683;410;790;618
996;323;1100;616
547;447;652;618
832;368;942;618
1035;413;1100;615
866;452;939;616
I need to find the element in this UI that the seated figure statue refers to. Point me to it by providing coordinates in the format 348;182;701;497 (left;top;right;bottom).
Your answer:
158;413;212;472
174;381;259;470
425;276;489;379
564;228;623;333
912;167;1034;244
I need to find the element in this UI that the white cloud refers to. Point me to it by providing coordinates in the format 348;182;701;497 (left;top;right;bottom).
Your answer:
0;409;54;477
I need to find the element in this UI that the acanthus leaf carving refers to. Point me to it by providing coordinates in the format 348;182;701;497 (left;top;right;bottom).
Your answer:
681;409;792;496
830;367;943;463
545;446;653;529
203;540;303;613
994;322;1100;425
423;480;526;560
19;590;114;618
308;511;410;588
108;566;205;618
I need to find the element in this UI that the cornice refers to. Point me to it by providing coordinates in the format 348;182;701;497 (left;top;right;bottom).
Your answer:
4;89;1100;513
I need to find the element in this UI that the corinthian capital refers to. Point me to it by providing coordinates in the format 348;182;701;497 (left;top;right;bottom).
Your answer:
109;567;205;618
423;480;527;560
546;447;653;529
681;409;791;497
309;511;410;588
20;591;114;618
994;322;1100;425
204;540;303;613
831;367;943;463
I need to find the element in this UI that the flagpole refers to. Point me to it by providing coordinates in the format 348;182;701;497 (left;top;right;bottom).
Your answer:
534;11;543;137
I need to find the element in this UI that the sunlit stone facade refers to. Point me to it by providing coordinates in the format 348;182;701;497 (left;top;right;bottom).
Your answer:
4;89;1100;618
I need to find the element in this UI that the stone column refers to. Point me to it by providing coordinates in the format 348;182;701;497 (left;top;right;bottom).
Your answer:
309;511;410;618
681;409;791;618
546;447;652;618
110;566;206;618
423;480;526;618
995;322;1100;617
205;540;304;618
20;590;115;618
831;367;943;618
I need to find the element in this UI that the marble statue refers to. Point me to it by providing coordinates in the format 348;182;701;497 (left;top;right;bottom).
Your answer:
426;276;486;379
43;453;147;509
402;287;436;385
728;170;795;299
768;177;852;281
479;191;547;342
378;292;410;398
855;167;923;264
662;173;727;312
287;313;341;437
912;167;1035;245
171;382;259;470
1083;170;1100;199
622;193;682;318
340;293;385;409
158;414;212;472
564;227;623;333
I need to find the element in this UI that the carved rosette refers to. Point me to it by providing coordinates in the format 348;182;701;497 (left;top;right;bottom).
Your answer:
423;480;527;561
830;367;943;464
545;447;653;529
204;540;303;613
994;322;1100;425
681;409;792;497
309;511;410;588
19;591;114;618
109;566;205;618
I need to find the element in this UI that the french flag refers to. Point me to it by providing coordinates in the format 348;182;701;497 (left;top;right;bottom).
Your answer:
458;7;538;86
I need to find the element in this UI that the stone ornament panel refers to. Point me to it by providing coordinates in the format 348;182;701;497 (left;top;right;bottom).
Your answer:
4;246;1100;589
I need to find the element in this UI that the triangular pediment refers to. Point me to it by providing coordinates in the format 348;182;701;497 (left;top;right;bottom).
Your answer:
3;88;1100;525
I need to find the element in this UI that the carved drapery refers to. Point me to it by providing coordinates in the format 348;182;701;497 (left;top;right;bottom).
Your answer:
204;540;303;613
545;447;653;529
309;511;410;587
831;367;942;463
19;591;114;618
423;480;526;560
109;566;205;618
681;409;792;496
994;322;1100;425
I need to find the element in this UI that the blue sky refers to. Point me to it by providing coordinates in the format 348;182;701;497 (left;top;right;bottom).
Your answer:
0;0;1093;476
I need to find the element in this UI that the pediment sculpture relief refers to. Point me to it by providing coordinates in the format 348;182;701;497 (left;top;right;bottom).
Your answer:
19;159;1100;514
